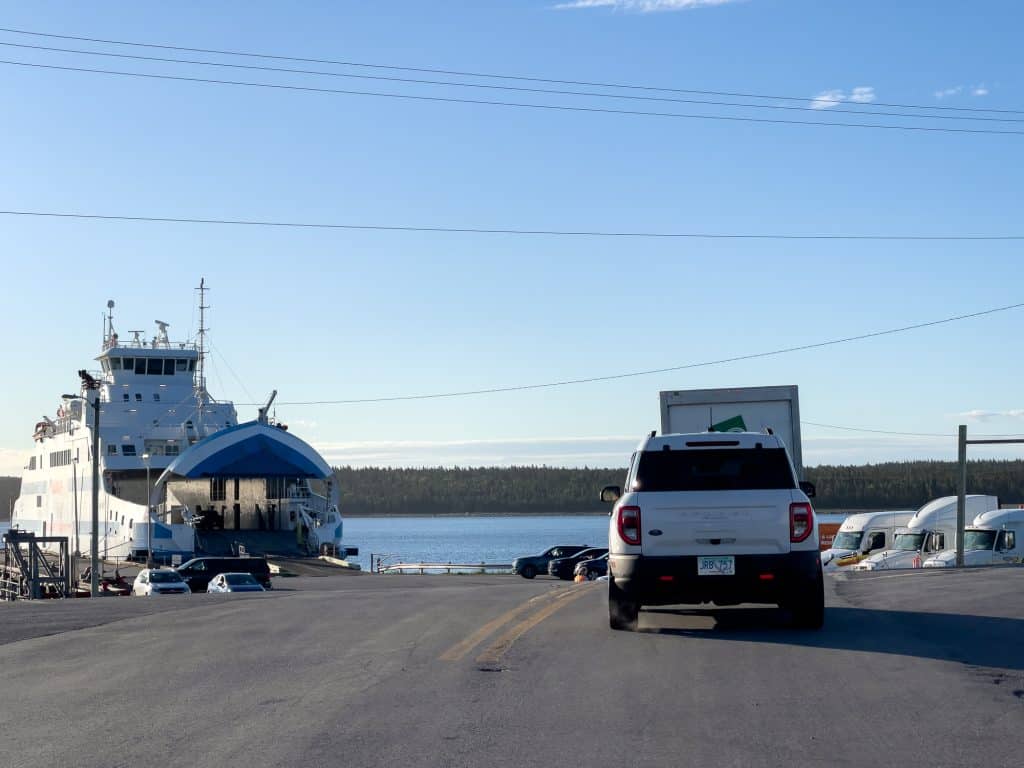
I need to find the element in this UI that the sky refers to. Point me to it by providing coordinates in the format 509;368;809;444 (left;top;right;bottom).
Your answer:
1;0;1023;475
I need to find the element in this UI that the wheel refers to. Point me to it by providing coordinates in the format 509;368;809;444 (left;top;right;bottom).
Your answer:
608;577;639;631
586;569;598;581
785;566;825;630
520;564;537;579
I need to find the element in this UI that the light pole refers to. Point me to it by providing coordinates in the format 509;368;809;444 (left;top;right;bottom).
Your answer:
72;370;102;597
143;453;152;568
72;456;81;558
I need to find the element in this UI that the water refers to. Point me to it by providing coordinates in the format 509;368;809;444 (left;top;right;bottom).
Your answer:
343;515;609;571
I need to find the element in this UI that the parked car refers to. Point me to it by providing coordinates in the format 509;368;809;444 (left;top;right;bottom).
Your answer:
574;552;609;581
175;556;272;592
132;568;191;596
548;547;608;580
207;573;267;594
512;545;590;579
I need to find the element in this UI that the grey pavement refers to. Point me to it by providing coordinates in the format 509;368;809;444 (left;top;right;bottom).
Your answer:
0;569;1021;768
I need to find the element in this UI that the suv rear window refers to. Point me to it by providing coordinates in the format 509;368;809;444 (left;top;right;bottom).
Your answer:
634;448;795;492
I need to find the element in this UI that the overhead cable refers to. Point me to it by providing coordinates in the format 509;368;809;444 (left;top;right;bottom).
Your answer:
2;209;1022;240
222;302;1024;405
3;59;1023;136
1;25;1020;116
1;41;1019;124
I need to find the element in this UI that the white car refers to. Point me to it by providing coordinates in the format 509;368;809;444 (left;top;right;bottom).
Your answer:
206;572;266;594
132;568;191;596
603;431;823;631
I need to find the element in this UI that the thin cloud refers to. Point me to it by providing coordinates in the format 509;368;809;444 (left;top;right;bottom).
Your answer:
972;84;990;96
554;0;742;12
810;86;875;110
957;409;1024;422
936;84;990;99
935;85;964;99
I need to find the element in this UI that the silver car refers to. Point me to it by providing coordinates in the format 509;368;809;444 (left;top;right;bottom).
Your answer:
206;572;266;594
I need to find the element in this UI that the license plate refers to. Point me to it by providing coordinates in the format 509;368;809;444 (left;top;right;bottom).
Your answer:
697;556;735;576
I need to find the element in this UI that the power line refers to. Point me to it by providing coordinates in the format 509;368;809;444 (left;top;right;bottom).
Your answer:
3;209;1023;240
3;40;1020;125
2;25;1020;117
4;58;1024;136
224;301;1024;405
803;420;1024;439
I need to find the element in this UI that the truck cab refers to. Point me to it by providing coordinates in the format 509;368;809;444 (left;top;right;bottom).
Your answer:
854;495;999;571
923;507;1024;568
603;431;823;631
820;510;914;571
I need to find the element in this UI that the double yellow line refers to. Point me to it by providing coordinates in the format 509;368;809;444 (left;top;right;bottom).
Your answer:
439;585;595;665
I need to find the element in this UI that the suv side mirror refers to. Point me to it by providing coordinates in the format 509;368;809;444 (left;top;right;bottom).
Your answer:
600;486;621;503
799;481;816;499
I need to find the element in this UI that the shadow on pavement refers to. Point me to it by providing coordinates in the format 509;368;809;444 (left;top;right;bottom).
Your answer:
639;606;1024;671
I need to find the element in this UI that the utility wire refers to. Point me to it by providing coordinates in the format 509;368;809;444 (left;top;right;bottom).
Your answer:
3;58;1023;136
223;301;1024;405
2;209;1022;240
803;421;1024;439
3;40;1019;124
2;25;1020;116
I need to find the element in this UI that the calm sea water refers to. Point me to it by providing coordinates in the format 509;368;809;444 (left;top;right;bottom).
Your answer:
343;515;610;570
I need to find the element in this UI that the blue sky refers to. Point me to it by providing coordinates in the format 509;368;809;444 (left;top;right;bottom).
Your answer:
2;0;1023;474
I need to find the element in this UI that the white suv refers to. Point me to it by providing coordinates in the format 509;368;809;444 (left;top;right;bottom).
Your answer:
602;431;823;631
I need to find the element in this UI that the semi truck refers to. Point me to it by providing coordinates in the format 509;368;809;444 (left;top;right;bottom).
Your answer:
659;385;803;478
820;510;915;571
853;495;1000;571
922;506;1024;568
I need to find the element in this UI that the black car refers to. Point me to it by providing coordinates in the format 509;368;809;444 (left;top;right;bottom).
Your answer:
175;557;272;592
513;545;590;579
573;552;609;581
547;547;608;580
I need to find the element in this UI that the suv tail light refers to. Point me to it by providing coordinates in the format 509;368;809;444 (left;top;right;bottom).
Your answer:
617;506;642;546
790;502;814;543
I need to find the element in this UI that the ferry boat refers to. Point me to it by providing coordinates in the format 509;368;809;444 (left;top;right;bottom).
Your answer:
11;283;344;564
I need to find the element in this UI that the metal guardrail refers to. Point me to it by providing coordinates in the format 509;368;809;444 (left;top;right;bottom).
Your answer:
379;562;513;575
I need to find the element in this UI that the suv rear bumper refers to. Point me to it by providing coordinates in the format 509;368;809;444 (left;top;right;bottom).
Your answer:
609;551;820;606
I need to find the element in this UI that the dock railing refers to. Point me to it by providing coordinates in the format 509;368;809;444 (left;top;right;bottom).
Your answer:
378;561;513;575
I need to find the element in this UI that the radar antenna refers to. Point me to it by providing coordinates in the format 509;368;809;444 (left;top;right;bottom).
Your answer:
154;320;171;347
194;279;210;428
105;300;116;347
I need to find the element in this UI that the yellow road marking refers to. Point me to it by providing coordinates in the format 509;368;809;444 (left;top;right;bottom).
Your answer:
475;585;594;666
439;589;571;662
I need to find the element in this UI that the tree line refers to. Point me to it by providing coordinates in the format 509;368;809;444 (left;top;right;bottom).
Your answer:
3;459;1023;519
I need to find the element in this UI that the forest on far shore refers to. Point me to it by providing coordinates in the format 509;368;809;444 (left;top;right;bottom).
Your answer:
3;459;1023;519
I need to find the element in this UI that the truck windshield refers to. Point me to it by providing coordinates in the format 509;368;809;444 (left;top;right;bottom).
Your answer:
634;448;795;492
893;532;924;551
831;532;863;550
963;530;997;551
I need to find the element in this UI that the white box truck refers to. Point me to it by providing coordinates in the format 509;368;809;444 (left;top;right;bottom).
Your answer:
922;506;1024;568
853;495;1000;571
659;385;803;478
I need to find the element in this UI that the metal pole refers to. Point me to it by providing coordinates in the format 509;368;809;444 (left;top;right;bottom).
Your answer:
144;455;152;568
90;393;100;597
956;424;967;568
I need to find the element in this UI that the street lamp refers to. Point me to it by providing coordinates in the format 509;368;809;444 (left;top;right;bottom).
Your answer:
142;452;152;568
70;369;102;597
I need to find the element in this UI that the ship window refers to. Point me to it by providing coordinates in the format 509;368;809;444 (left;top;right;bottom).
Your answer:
123;357;134;371
101;359;110;374
122;444;137;456
108;444;117;455
36;496;41;507
147;358;162;375
166;444;180;456
134;393;142;403
163;359;175;375
153;393;161;403
189;360;196;371
28;456;36;470
210;477;226;502
129;519;133;529
175;359;188;372
123;392;130;402
110;357;122;370
134;358;147;375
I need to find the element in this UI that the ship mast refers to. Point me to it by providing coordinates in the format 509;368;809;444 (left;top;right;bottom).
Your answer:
195;278;209;427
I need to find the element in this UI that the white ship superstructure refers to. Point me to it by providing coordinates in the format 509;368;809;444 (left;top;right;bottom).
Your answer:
12;287;343;563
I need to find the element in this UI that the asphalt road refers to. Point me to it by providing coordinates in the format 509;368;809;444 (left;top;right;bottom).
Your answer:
1;568;1022;768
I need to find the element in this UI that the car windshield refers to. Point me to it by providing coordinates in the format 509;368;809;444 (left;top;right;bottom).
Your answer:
149;571;183;583
634;448;795;492
575;548;606;559
225;573;259;585
963;530;996;551
831;532;863;550
893;533;924;551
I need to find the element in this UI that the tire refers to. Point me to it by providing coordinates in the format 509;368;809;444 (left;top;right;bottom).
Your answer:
520;564;537;580
785;566;825;630
608;577;639;631
586;569;598;581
